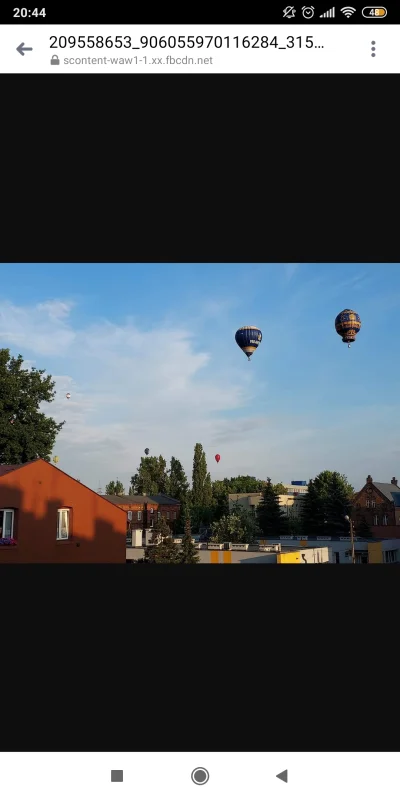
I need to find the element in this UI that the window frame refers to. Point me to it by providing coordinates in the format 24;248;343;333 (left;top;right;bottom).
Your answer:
57;508;70;541
373;514;378;526
0;508;15;539
137;510;142;521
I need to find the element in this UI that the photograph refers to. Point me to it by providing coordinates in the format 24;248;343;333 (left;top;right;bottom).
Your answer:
1;262;399;565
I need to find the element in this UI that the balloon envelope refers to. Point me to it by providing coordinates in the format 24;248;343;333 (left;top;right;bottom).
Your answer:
215;454;221;463
144;448;150;455
66;393;71;399
235;326;262;360
335;309;361;343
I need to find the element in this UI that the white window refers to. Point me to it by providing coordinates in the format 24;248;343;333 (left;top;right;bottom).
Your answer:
373;514;378;526
0;509;14;539
149;519;153;528
57;508;70;540
149;507;153;514
384;550;397;563
137;511;142;521
371;500;376;508
366;499;370;508
383;514;388;526
166;511;170;520
157;512;161;520
173;512;177;520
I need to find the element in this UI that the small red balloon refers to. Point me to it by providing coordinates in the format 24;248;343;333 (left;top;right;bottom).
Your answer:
215;454;221;463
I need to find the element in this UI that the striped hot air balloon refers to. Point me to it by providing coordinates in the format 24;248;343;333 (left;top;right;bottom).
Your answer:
235;326;262;361
335;309;361;348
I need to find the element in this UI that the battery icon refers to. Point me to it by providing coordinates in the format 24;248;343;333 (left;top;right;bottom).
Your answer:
362;7;387;16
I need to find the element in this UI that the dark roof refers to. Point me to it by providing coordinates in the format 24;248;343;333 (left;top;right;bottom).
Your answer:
0;464;26;477
149;493;180;505
104;495;150;505
373;482;400;507
104;493;180;506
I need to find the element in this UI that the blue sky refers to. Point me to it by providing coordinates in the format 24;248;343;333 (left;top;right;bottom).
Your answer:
1;263;399;493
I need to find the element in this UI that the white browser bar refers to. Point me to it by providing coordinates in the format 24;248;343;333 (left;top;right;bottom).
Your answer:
0;24;397;72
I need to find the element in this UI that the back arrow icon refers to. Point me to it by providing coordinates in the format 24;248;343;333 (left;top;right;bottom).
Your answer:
17;43;33;56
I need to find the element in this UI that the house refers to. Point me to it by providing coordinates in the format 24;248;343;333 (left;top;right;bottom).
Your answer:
105;492;180;547
228;482;307;519
0;459;127;563
351;475;400;538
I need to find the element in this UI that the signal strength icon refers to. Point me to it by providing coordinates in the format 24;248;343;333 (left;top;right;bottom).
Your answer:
320;6;335;16
341;6;356;16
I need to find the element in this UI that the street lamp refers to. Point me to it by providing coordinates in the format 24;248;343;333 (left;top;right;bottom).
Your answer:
344;515;355;564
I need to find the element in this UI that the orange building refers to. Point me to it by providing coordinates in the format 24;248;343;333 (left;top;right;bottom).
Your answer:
0;459;127;563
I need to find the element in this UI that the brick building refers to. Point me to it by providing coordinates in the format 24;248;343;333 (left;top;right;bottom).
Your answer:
105;492;180;546
0;459;127;563
351;475;400;538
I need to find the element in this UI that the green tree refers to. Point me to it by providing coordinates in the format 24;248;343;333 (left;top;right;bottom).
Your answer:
211;480;230;521
130;455;169;495
354;514;372;538
191;443;209;506
324;471;352;534
190;444;213;530
228;475;266;493
168;456;190;503
230;501;261;543
179;515;199;564
211;513;246;544
172;495;190;538
301;479;326;536
273;483;288;495
144;516;180;564
0;348;65;464
105;479;125;496
257;478;288;537
302;471;354;536
287;515;303;536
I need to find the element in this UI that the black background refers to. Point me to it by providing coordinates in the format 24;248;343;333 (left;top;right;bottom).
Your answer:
1;61;398;753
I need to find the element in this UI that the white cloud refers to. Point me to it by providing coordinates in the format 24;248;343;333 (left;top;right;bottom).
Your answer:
0;300;76;355
36;300;74;321
1;297;400;493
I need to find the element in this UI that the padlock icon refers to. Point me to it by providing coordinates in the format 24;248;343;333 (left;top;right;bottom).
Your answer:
50;55;60;65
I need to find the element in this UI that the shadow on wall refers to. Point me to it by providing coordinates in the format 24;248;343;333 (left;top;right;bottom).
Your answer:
0;483;126;563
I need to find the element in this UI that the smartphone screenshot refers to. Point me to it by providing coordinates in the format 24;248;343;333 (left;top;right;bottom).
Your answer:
0;0;397;778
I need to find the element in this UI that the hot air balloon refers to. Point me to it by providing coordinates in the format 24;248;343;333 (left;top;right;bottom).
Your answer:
53;456;59;465
144;448;150;455
215;454;221;463
335;309;361;349
235;326;262;361
66;393;71;399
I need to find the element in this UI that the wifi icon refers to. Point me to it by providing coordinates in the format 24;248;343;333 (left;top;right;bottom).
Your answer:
341;5;356;16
